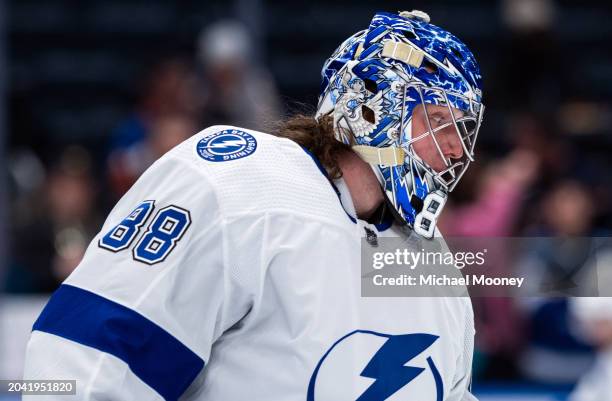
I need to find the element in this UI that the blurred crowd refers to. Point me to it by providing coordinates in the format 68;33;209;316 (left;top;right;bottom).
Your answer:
6;20;281;292
4;0;612;396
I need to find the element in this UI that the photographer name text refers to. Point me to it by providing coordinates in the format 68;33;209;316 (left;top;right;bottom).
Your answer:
372;274;525;288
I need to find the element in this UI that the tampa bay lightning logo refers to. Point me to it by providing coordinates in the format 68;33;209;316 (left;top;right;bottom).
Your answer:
308;331;443;401
196;129;257;162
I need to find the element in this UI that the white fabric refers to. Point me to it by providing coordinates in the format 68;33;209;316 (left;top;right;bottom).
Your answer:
570;349;612;401
25;332;162;401
24;125;477;401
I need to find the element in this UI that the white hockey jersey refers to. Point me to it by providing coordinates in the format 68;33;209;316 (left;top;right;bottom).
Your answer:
23;126;477;401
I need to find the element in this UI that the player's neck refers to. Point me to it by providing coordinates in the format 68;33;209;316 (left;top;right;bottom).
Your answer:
337;150;385;221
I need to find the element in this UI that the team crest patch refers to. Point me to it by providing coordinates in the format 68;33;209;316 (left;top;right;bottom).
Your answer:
196;129;257;162
308;331;443;401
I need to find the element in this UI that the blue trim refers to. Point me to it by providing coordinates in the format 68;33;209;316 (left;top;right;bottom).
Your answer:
300;146;357;224
427;356;444;401
301;147;324;175
374;218;393;232
32;284;204;401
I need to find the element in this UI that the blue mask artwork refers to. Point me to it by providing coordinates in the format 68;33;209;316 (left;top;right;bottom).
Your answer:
317;11;484;238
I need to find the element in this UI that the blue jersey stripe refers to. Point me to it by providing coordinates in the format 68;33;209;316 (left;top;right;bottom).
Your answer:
32;284;204;401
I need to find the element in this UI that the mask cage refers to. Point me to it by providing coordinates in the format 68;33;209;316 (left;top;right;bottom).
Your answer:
396;81;484;192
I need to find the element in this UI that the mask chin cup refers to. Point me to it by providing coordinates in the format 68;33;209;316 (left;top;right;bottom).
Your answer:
413;190;447;238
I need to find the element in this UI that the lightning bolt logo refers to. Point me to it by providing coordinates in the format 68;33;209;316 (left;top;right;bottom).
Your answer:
357;333;440;401
196;130;257;162
307;330;444;401
206;139;246;149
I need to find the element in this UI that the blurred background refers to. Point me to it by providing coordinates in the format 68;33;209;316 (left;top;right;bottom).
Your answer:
1;0;612;400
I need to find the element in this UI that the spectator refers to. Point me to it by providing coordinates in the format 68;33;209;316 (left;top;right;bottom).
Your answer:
109;59;202;153
108;114;197;197
569;296;612;401
198;19;281;131
517;181;598;384
6;147;101;292
439;148;540;379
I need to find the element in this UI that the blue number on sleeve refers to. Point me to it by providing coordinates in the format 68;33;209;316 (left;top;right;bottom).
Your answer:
132;206;192;265
99;200;155;252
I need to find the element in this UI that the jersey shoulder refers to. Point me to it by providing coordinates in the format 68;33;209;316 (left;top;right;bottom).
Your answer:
167;125;353;224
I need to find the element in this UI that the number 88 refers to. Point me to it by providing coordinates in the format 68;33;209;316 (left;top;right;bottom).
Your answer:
99;201;191;265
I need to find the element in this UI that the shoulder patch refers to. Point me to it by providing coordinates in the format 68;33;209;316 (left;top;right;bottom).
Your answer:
196;129;257;162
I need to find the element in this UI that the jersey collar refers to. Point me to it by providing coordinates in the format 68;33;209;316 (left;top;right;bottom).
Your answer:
300;147;357;224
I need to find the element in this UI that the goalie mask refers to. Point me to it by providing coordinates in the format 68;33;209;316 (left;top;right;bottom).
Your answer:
316;10;484;238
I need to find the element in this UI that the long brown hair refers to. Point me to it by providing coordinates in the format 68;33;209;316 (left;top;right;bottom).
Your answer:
274;114;349;179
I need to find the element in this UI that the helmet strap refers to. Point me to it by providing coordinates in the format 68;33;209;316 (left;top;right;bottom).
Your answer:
352;145;405;166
